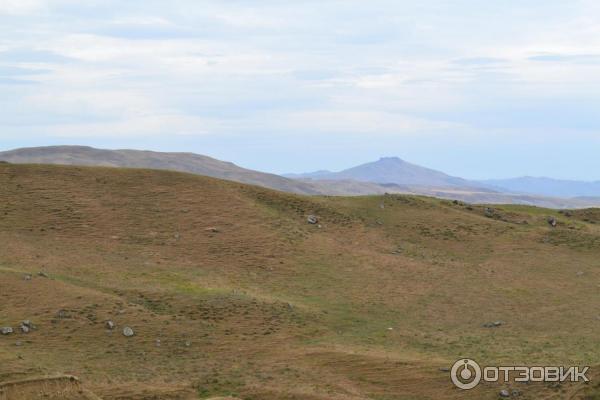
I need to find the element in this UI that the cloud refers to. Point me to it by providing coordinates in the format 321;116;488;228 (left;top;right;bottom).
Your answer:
0;0;45;15
452;57;508;66
529;53;600;64
0;77;38;85
0;0;600;182
0;49;73;63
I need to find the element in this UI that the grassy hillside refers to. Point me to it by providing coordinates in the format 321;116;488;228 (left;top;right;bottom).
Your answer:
0;146;321;195
0;164;599;399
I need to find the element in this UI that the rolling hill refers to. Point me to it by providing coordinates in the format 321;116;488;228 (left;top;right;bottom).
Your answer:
0;145;321;195
1;163;600;399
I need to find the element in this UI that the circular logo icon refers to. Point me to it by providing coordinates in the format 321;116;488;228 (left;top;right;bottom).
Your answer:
450;359;482;390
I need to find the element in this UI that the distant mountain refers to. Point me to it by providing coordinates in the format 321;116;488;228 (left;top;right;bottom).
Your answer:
283;170;333;179
0;146;321;195
287;157;490;190
482;177;600;198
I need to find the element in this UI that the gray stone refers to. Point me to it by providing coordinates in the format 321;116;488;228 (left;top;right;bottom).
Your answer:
123;326;134;337
23;274;32;281
38;271;49;278
20;325;30;334
548;217;557;227
1;327;14;335
483;321;503;328
307;215;319;224
105;320;115;330
499;389;510;398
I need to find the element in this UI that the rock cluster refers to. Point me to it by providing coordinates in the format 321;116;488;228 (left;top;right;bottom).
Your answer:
1;327;13;335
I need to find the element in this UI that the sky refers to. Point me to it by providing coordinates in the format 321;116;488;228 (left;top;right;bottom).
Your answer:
1;0;600;180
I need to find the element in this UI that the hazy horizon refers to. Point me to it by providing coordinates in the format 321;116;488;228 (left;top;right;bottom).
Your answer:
2;1;600;180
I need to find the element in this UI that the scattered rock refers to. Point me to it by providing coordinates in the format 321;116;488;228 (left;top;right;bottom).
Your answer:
174;232;180;240
21;320;34;328
19;321;34;333
38;271;49;278
548;217;557;227
155;339;161;347
205;227;219;233
1;327;14;335
483;321;503;328
387;327;394;331
307;215;319;224
185;340;191;347
379;203;385;209
15;340;22;347
122;327;134;337
512;389;522;397
439;367;450;372
105;320;116;330
499;389;510;398
23;274;32;281
576;271;584;277
484;207;495;218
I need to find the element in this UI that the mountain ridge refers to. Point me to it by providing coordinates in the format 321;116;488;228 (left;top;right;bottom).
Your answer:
285;156;492;190
481;176;600;198
0;145;322;195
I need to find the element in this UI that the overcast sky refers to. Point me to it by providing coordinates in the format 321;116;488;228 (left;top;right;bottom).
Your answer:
1;0;600;179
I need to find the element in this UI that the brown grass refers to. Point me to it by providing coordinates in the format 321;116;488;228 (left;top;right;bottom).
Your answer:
1;164;599;399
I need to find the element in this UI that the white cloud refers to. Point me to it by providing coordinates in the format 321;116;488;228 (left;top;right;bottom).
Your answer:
0;0;45;15
1;0;600;149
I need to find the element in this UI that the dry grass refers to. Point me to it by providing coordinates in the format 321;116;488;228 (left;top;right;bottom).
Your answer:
1;164;599;399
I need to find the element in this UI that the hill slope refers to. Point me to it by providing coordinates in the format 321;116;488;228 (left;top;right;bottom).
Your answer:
0;145;320;195
1;163;600;399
